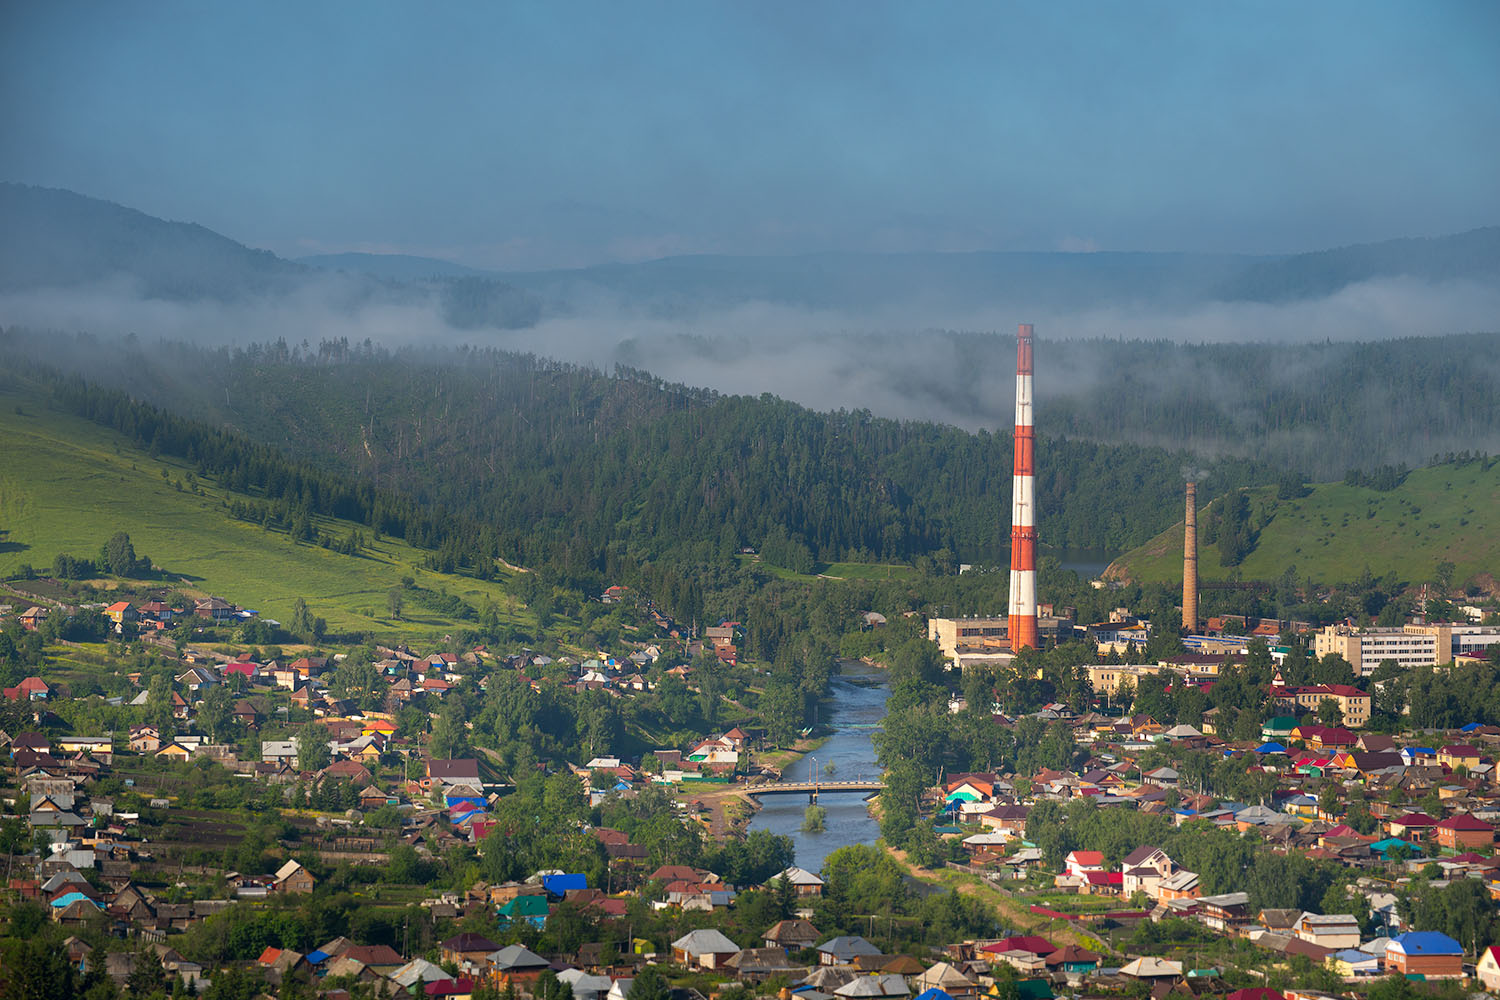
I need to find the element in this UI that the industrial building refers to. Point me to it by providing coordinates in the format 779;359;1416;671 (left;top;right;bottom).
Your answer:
1313;623;1500;675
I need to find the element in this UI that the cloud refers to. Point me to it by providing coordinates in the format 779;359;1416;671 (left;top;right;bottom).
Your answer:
3;271;1497;476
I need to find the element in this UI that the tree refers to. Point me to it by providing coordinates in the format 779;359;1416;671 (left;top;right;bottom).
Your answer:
1316;697;1344;728
629;967;670;1000
759;681;803;748
387;587;404;620
126;948;167;996
290;598;314;639
297;724;330;772
0;936;78;1000
101;531;141;576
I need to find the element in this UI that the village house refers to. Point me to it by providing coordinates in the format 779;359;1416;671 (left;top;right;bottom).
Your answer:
1383;932;1464;979
1434;812;1493;852
672;929;741;971
273;859;314;894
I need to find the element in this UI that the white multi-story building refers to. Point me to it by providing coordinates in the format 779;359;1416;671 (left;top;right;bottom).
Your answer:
1314;623;1500;675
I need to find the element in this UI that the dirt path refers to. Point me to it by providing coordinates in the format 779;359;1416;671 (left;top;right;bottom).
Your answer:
884;846;1087;949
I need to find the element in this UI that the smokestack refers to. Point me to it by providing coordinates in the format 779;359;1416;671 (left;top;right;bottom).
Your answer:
1182;481;1198;633
1009;323;1039;652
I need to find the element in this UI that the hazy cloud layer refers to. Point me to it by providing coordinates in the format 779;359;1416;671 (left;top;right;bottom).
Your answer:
3;272;1497;442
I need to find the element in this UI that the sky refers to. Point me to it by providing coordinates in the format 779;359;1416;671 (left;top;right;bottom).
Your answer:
2;2;1498;270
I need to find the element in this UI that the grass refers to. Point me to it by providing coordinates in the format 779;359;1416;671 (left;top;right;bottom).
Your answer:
732;554;919;583
1107;461;1500;586
0;381;532;641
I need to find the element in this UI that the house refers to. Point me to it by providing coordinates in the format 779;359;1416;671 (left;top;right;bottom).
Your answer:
672;928;741;970
1044;945;1101;975
425;758;482;792
488;944;551;984
1437;745;1482;770
1330;949;1381;979
1157;869;1200;902
818;935;883;966
1064;851;1105;879
1383;932;1464;979
4;677;50;702
773;866;824;897
194;597;236;621
833;974;909;999
273;860;314;894
104;602;137;628
176;667;218;692
1434;813;1493;852
913;961;978;998
1197;893;1252;933
1476;945;1500;990
497;895;549;928
1293;913;1360;951
1388;812;1438;840
262;740;299;764
440;933;500;969
232;700;263;729
763;918;820;952
1120;846;1175;896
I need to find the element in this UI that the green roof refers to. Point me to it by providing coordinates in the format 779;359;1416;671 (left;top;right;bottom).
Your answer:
499;895;549;916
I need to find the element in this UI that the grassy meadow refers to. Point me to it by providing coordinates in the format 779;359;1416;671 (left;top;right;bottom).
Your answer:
1106;461;1500;587
0;382;533;641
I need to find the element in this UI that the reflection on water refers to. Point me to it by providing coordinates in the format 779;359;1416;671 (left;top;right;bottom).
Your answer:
747;661;887;874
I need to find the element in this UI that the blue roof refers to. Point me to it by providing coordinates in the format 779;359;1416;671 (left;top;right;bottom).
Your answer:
542;872;588;895
307;950;331;965
1255;742;1287;753
1461;723;1482;732
1333;949;1376;962
913;990;954;1000
1392;931;1462;955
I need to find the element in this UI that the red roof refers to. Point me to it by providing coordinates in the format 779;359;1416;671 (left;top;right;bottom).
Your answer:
1437;814;1493;832
1066;850;1104;866
982;935;1056;956
1394;812;1438;827
257;947;282;965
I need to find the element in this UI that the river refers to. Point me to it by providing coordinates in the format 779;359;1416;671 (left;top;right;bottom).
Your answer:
747;660;888;874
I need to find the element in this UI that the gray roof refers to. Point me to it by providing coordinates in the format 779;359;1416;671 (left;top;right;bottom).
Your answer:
817;936;882;961
673;928;740;955
488;944;549;970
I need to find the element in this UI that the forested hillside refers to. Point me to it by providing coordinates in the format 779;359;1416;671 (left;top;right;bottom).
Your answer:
1041;333;1500;478
3;331;1281;577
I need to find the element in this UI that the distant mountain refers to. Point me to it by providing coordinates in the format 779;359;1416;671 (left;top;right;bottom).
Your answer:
0;182;306;300
1219;227;1500;302
0;183;542;327
3;181;1496;319
497;249;1259;313
298;251;493;280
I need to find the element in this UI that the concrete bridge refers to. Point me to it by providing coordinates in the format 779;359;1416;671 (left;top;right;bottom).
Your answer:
744;780;883;803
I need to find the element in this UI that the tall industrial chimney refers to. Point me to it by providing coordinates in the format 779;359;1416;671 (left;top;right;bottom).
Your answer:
1182;481;1198;633
1009;324;1039;652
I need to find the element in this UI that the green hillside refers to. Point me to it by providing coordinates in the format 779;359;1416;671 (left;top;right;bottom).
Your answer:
1105;460;1500;588
0;380;531;640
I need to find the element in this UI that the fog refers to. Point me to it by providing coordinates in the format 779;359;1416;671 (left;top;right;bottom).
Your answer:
2;271;1500;479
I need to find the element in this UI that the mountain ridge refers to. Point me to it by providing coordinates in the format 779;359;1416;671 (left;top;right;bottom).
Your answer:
5;182;1498;314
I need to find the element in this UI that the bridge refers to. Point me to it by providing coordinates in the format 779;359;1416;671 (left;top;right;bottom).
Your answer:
744;780;884;803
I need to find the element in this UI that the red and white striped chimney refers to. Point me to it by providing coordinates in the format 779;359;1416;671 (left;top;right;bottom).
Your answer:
1009;323;1039;652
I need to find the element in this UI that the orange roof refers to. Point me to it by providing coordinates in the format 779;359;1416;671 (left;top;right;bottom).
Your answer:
106;601;132;613
258;946;282;965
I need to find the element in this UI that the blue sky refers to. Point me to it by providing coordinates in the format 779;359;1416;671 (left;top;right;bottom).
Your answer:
2;2;1497;269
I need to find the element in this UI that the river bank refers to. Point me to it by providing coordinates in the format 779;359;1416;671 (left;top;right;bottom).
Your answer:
746;660;888;873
